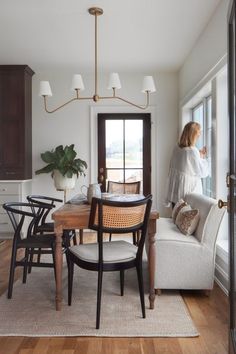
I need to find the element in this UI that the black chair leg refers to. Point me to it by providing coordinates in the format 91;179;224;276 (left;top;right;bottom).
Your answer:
63;229;76;247
136;231;140;245
120;269;124;296
109;233;112;242
136;264;146;318
132;232;136;245
37;248;42;263
28;248;34;274
22;248;29;283
8;243;18;299
96;269;103;329
68;259;74;306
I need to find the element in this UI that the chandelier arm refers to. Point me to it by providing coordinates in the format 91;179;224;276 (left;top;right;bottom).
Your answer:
114;96;148;110
99;92;150;110
43;95;93;114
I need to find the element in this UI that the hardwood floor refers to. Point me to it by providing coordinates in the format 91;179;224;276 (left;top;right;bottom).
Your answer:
0;238;228;354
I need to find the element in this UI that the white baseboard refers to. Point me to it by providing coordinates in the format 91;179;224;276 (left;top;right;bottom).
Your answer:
214;275;228;295
214;263;228;295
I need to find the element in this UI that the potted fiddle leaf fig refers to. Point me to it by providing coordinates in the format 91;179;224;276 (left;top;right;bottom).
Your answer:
35;144;87;190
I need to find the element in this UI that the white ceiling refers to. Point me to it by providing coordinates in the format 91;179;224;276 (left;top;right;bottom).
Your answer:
0;0;222;73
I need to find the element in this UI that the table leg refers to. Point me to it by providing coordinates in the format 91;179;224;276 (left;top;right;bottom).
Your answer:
79;229;84;244
148;219;156;309
54;222;63;311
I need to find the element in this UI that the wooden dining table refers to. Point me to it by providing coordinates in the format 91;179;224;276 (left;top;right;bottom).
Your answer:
52;197;159;311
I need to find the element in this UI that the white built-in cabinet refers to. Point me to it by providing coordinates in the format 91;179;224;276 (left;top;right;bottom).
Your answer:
0;180;32;239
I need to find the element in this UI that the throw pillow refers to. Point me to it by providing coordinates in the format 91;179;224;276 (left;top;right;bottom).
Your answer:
172;199;187;223
175;205;200;235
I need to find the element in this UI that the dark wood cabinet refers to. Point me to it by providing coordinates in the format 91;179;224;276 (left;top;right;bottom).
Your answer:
0;65;34;180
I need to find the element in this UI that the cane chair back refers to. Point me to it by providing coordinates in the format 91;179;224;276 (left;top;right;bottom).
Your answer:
107;181;141;195
106;181;141;244
91;202;146;233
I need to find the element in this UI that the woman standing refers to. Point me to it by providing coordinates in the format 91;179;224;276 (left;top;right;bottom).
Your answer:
166;121;209;208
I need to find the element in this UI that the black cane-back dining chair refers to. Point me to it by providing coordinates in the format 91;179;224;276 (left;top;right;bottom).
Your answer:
107;181;141;244
67;195;152;329
3;202;56;299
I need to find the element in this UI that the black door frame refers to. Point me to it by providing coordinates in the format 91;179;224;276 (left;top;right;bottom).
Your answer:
97;113;151;196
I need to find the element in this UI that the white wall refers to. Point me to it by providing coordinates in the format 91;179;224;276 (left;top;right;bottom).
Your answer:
32;70;178;216
179;0;229;102
178;0;229;291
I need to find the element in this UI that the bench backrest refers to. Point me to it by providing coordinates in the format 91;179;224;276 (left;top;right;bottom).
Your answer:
185;193;225;247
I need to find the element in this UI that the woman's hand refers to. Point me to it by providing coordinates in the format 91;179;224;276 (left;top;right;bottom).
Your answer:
199;146;207;158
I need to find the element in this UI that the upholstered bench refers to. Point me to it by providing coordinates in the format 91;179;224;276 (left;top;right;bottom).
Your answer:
153;193;226;292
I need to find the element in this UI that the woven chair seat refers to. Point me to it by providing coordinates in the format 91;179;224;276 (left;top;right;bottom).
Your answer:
69;240;137;264
37;222;54;233
18;234;55;248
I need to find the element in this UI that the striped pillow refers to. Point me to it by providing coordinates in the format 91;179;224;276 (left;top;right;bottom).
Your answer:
175;205;200;235
172;199;187;223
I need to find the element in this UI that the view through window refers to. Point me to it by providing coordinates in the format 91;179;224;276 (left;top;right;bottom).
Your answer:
106;119;143;186
192;96;214;197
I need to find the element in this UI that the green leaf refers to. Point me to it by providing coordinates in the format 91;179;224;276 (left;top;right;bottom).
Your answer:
65;170;73;178
35;144;87;178
35;163;55;175
64;145;76;162
41;151;55;164
55;145;64;160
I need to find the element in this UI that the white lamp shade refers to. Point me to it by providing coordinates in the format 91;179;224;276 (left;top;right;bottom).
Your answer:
71;74;85;91
39;81;52;96
141;76;156;93
107;73;121;90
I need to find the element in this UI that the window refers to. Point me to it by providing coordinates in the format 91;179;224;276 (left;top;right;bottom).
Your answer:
192;96;214;197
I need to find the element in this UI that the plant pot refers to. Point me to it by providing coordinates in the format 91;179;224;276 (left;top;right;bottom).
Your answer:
53;170;77;190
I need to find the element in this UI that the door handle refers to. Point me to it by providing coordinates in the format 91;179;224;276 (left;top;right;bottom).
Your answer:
218;198;230;212
218;199;228;208
98;167;106;184
98;174;104;183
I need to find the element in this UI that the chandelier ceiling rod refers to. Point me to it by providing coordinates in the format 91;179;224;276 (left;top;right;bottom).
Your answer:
39;7;156;113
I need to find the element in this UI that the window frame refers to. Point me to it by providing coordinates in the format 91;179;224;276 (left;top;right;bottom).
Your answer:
191;95;215;198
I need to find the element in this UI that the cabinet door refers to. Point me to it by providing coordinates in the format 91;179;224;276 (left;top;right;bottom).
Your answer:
0;66;34;180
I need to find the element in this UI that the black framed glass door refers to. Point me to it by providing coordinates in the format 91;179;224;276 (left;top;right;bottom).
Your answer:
97;113;151;196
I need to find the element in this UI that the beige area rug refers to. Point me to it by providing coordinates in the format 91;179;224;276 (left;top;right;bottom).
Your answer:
0;261;199;337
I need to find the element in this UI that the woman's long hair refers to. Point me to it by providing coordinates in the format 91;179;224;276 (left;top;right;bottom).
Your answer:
178;122;201;148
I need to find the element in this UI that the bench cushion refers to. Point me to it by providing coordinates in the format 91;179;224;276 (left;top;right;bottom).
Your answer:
156;218;199;245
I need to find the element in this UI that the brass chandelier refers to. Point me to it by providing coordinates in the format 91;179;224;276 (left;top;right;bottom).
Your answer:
39;7;156;113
